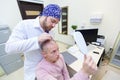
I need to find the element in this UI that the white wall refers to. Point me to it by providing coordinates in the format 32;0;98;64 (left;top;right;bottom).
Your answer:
0;0;120;52
47;0;120;51
0;0;22;30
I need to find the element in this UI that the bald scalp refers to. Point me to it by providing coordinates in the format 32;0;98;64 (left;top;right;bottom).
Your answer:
40;40;56;51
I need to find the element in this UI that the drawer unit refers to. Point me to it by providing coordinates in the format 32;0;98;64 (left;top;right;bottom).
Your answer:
0;54;24;75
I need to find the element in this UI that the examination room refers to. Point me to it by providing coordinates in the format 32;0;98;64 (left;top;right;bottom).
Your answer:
0;0;120;80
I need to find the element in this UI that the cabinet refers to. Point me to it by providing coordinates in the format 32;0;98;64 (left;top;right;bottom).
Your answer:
0;25;24;75
17;0;44;19
59;7;68;35
110;32;120;68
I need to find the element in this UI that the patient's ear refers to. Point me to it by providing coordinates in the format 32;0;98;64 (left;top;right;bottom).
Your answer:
42;51;47;58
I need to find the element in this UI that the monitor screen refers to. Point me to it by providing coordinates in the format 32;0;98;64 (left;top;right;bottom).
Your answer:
75;28;98;45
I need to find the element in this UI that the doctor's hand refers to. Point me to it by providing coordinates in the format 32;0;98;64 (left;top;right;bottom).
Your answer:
38;33;52;43
81;54;98;76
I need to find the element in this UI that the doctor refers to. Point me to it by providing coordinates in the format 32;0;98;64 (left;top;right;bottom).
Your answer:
5;4;61;80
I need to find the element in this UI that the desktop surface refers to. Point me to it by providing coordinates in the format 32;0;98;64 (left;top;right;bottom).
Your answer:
64;44;105;72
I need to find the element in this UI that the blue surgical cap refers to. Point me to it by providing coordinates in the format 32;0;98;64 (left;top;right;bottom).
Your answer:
40;4;61;20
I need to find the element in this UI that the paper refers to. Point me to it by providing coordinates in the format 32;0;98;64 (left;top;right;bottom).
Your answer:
67;45;79;53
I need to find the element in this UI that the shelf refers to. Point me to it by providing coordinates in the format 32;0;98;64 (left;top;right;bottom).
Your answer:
61;6;68;35
62;31;67;34
62;12;67;15
62;19;67;22
62;26;67;28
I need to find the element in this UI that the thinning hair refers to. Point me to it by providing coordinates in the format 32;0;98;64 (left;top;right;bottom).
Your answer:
40;39;56;51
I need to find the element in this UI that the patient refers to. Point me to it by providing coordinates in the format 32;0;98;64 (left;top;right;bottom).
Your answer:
36;40;97;80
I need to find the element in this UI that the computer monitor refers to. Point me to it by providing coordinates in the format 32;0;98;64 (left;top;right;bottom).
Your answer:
75;28;98;45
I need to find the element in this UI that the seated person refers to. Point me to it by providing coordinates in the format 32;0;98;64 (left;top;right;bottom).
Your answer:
36;40;97;80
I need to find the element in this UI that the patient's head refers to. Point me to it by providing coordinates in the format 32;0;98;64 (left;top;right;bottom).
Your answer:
40;40;60;63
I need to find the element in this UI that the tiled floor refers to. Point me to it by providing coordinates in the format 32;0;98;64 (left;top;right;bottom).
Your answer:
91;59;120;80
0;67;24;80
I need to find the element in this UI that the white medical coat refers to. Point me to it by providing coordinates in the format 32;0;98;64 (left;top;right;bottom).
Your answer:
5;17;45;80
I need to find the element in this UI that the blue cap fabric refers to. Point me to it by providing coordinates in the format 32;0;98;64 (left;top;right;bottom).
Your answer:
40;4;61;20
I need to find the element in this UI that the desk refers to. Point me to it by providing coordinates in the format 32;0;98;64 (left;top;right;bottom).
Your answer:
62;44;105;73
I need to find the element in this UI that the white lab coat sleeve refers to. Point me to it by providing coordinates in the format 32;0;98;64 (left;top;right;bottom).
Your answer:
5;22;40;54
5;37;39;54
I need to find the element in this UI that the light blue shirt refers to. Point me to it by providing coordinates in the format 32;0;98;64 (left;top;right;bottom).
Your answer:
5;17;45;80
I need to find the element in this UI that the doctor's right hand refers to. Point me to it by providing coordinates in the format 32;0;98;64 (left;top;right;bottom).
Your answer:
38;33;52;43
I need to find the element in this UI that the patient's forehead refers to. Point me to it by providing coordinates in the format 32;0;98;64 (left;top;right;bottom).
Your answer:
43;41;57;49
